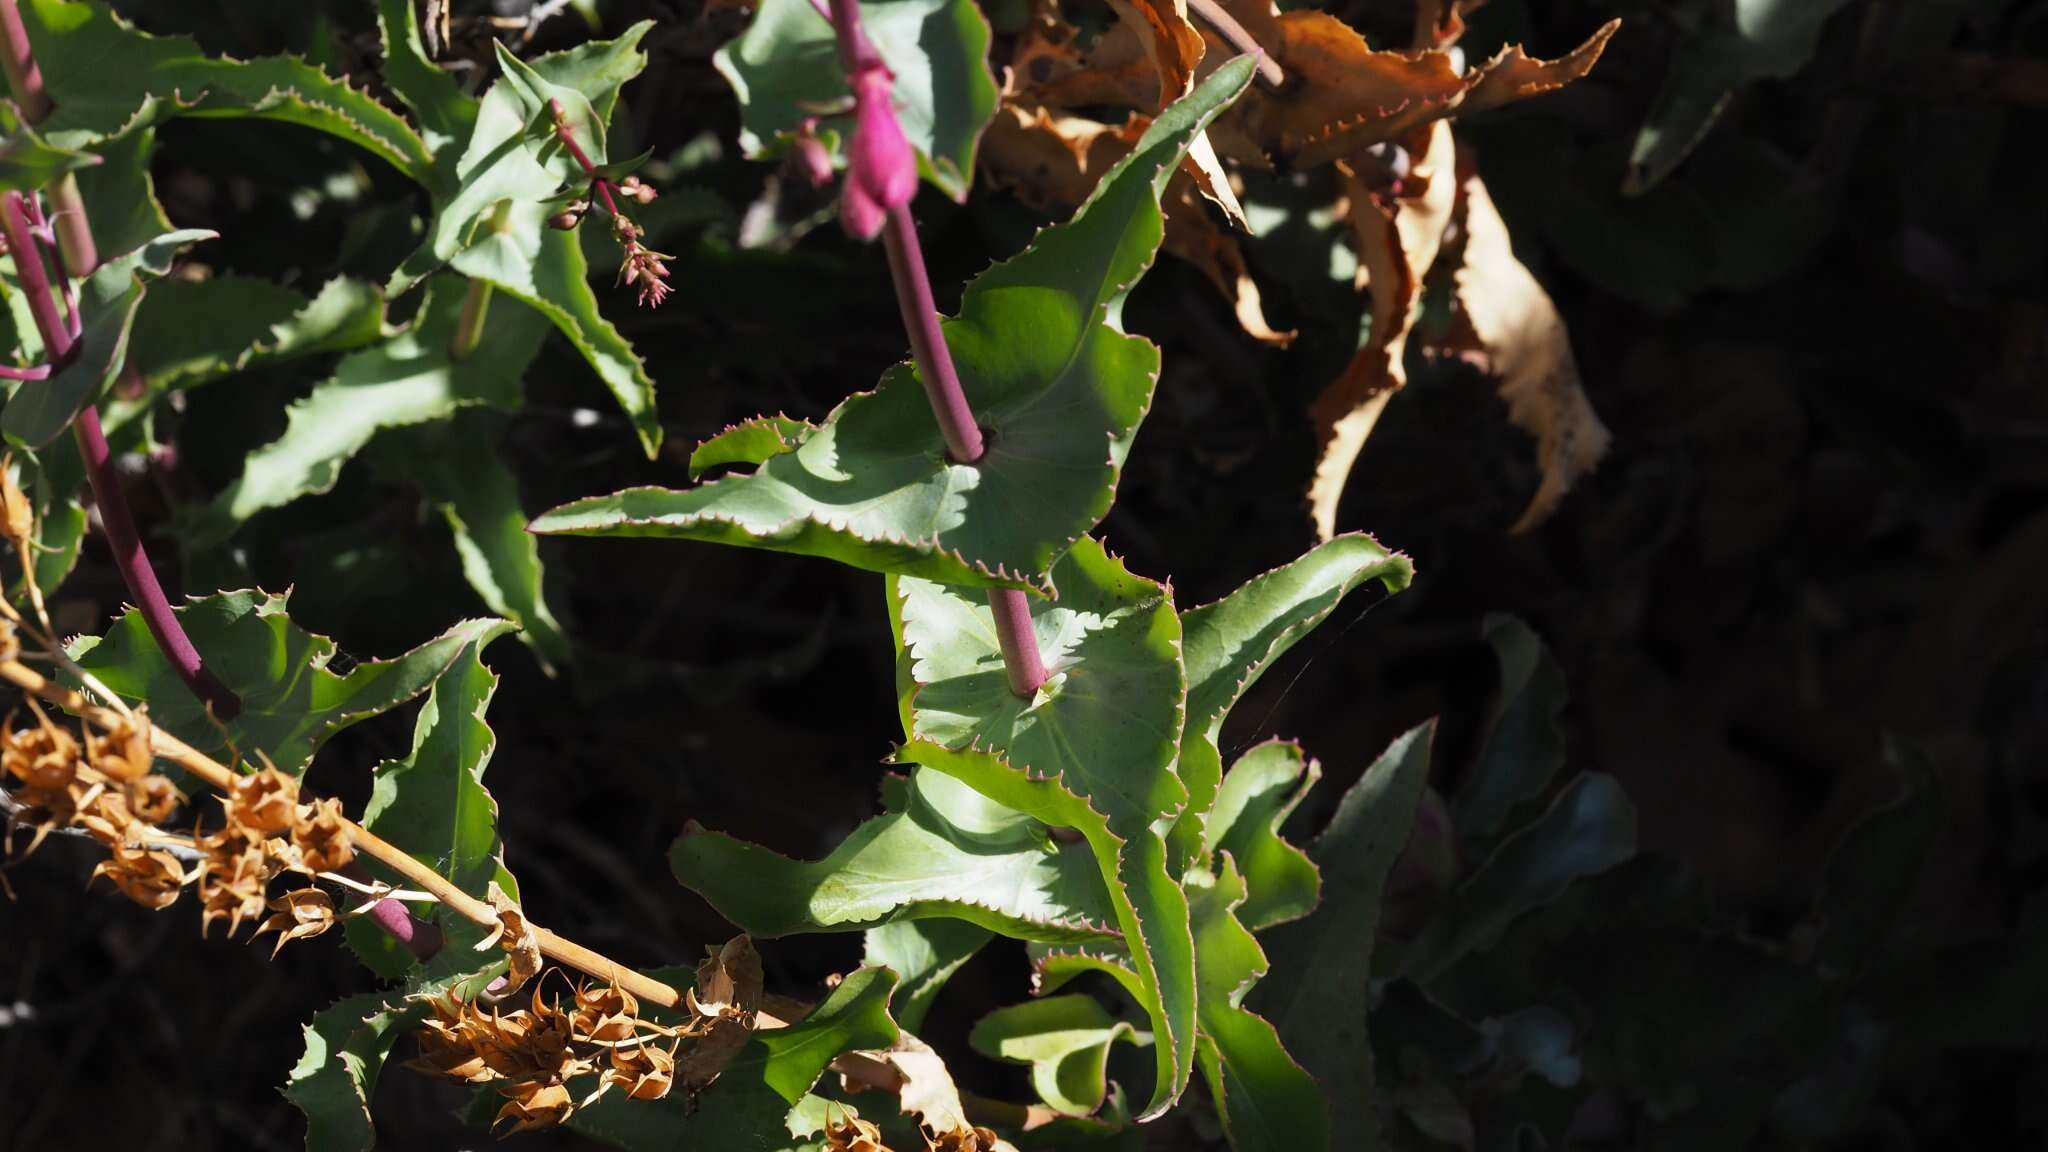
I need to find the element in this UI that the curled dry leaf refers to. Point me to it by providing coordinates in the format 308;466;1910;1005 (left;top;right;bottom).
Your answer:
679;1013;751;1091
1308;120;1458;540
1443;172;1609;532
480;880;544;993
1459;20;1620;119
689;933;764;1019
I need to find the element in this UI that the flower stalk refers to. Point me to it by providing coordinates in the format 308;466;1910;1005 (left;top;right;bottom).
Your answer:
826;0;1047;698
545;98;670;307
0;0;236;719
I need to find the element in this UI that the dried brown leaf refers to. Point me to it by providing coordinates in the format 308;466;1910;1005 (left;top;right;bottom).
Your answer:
1459;20;1619;119
1447;172;1609;532
1308;120;1458;539
680;1013;751;1091
480;880;544;993
1164;178;1292;345
690;934;764;1019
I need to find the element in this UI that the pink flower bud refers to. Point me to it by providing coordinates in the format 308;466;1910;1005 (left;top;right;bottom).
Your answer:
791;117;834;190
839;65;917;241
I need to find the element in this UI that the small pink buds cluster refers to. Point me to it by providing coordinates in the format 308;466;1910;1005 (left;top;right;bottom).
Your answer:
829;1;917;241
544;101;673;309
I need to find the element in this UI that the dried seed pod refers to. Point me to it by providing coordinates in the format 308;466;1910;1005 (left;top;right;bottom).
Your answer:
603;1040;676;1102
493;1079;575;1134
923;1125;1003;1152
90;843;185;910
197;828;273;937
3;710;82;800
124;774;181;826
75;787;137;846
0;617;18;664
257;888;337;956
409;996;500;1083
85;710;153;782
291;797;355;873
570;981;640;1045
825;1113;891;1152
228;768;297;837
0;462;34;543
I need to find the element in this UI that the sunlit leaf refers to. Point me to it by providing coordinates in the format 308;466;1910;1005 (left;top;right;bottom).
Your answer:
971;994;1148;1117
533;58;1260;596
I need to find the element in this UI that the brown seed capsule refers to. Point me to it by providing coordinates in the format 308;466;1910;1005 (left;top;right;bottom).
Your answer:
228;768;297;837
1;460;35;543
291;797;355;873
124;775;182;826
256;888;337;956
90;843;185;911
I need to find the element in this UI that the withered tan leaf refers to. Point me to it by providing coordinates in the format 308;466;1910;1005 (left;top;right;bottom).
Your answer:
1308;120;1458;540
480;880;544;993
690;933;764;1019
1460;19;1619;119
1163;178;1292;345
1448;172;1609;533
680;1014;752;1091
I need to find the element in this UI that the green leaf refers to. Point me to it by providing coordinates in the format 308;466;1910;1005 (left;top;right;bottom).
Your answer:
282;992;424;1152
531;58;1261;596
450;217;661;457
863;917;991;1034
0;441;86;604
340;623;510;977
0;119;97;193
1812;740;1942;977
1400;772;1637;981
971;994;1148;1117
690;414;817;480
1204;741;1320;933
387;27;661;454
68;124;172;272
715;0;999;200
69;588;516;775
892;536;1197;1119
569;966;901;1150
374;0;475;150
1172;534;1412;869
673;765;1118;942
19;0;433;180
2;253;145;447
382;413;572;673
1189;858;1330;1152
1624;0;1859;193
1454;614;1569;844
188;277;546;543
125;276;387;390
1250;721;1435;1143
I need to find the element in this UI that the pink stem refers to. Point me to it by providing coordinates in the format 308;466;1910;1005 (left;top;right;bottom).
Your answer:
989;588;1048;698
0;0;48;122
546;98;622;218
881;203;983;463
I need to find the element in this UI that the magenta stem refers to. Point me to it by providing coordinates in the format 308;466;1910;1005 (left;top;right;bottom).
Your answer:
547;98;623;218
881;203;984;464
989;589;1048;697
0;0;48;122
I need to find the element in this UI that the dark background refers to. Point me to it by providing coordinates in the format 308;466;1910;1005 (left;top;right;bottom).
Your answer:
3;0;2045;1148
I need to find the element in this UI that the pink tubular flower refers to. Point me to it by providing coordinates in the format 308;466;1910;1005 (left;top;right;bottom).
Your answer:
839;62;917;240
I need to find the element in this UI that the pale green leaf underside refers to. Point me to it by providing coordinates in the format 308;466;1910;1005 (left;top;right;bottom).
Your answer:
970;994;1147;1117
673;766;1117;942
893;536;1196;1119
530;58;1261;597
1205;741;1321;933
188;277;547;542
69;587;516;776
690;414;816;479
20;0;431;180
1189;859;1330;1152
1171;532;1412;871
716;0;999;200
863;918;991;1034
